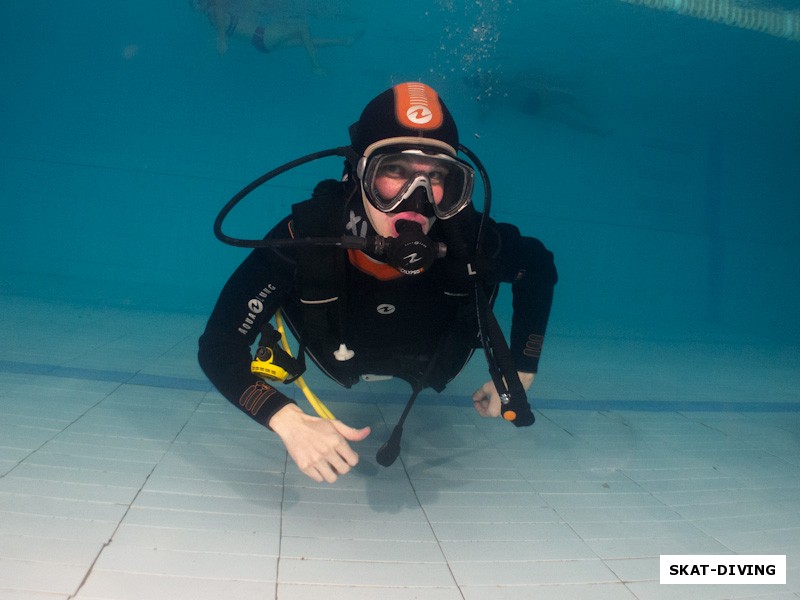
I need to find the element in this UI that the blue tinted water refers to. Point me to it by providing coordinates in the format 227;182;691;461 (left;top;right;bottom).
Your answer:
2;0;799;348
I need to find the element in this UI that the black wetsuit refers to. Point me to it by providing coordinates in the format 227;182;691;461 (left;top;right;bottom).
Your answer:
198;190;557;428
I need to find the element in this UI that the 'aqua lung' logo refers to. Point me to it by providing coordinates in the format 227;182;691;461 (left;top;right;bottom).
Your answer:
403;253;424;264
376;304;395;315
406;106;433;124
238;284;276;334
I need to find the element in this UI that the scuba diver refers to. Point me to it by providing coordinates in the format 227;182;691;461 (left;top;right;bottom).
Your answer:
198;82;557;484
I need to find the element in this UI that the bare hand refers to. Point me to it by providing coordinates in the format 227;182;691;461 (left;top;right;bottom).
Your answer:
472;372;535;418
269;404;371;483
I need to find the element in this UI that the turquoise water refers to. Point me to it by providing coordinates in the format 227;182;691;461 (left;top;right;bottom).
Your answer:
2;0;799;346
3;8;800;596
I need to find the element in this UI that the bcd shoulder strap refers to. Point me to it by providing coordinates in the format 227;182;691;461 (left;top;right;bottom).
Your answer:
290;179;348;303
288;180;356;385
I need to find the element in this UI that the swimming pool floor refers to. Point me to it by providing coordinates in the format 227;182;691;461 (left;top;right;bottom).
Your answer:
1;296;798;599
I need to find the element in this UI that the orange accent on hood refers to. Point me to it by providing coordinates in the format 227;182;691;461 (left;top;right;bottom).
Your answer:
393;82;444;131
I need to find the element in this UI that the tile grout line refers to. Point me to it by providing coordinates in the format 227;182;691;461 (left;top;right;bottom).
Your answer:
680;410;800;470
1;382;127;480
66;391;208;599
275;450;290;598
400;457;468;599
373;401;468;598
493;411;645;595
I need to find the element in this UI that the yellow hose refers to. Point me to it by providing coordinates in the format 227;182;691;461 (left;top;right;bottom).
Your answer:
275;310;336;420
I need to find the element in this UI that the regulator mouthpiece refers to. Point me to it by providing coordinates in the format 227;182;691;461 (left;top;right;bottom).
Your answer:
384;220;446;276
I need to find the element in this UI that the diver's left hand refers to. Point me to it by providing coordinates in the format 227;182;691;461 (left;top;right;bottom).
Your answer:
472;372;535;417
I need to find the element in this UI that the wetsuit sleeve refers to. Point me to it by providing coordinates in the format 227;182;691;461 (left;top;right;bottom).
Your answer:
198;216;298;428
492;223;558;373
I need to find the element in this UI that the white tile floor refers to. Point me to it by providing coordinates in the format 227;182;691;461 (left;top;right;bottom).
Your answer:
1;295;799;600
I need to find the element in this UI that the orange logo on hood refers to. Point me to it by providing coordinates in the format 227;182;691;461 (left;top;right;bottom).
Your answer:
393;82;443;131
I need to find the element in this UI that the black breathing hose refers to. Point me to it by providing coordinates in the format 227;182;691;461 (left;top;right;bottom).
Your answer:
213;147;348;248
458;144;534;427
456;144;490;255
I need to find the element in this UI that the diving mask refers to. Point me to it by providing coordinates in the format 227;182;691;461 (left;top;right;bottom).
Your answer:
356;139;475;220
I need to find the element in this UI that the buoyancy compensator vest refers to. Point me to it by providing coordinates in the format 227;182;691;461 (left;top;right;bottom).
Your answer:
282;179;491;393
